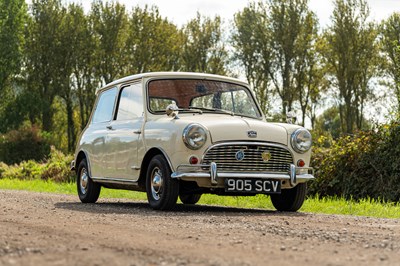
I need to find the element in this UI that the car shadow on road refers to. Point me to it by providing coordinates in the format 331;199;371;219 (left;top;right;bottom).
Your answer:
54;200;308;218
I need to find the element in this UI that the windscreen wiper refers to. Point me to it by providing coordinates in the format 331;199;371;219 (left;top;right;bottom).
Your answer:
188;106;234;116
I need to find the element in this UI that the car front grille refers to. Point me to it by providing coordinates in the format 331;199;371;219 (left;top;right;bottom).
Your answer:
202;143;293;173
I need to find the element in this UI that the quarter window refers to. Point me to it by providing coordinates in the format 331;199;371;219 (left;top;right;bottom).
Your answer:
92;87;117;123
116;83;143;120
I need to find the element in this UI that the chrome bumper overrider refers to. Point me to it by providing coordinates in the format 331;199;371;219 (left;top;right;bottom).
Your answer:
171;163;314;187
70;160;75;171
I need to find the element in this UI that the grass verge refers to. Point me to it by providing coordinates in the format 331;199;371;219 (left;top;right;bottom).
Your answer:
1;178;400;219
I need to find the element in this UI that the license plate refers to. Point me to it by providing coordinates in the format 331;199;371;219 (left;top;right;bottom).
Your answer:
224;178;281;194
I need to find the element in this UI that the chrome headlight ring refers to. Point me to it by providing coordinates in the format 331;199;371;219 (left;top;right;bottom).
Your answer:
291;128;312;153
182;124;208;150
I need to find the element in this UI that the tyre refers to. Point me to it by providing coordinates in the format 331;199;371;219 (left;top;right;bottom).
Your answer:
146;155;179;210
77;159;101;203
271;183;307;212
179;193;202;205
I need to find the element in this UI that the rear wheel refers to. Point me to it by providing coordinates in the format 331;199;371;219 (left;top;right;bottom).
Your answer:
146;155;179;210
271;183;307;212
179;193;202;205
77;159;101;203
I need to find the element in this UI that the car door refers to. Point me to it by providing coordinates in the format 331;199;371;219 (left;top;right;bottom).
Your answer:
104;82;144;181
84;87;118;179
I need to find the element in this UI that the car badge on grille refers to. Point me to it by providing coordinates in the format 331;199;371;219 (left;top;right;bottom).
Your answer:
247;130;257;138
235;150;245;161
261;151;272;162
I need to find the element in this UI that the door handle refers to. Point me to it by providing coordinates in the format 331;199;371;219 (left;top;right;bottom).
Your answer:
133;130;141;134
106;125;113;130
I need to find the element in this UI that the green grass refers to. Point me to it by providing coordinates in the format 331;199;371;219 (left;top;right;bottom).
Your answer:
1;178;400;219
0;178;147;200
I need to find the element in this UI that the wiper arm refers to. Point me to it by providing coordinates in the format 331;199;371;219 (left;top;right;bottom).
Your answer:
177;108;203;114
188;106;234;116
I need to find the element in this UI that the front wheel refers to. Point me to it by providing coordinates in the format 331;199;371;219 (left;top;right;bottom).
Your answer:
179;193;202;205
77;159;101;203
271;183;307;212
146;155;179;210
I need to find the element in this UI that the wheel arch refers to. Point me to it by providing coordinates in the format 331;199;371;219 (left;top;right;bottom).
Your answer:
138;147;174;189
75;150;92;176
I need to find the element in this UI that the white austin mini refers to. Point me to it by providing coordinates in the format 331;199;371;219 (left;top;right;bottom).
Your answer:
71;72;314;211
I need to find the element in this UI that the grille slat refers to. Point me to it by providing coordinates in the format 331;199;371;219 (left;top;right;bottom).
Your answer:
203;143;293;173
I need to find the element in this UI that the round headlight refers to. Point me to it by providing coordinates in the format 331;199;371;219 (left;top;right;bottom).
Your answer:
291;128;312;153
183;124;207;150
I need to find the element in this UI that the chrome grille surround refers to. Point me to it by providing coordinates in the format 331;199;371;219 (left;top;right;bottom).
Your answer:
202;142;293;173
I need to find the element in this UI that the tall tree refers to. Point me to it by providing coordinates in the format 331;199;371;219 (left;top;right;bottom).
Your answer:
233;0;319;119
323;0;378;134
69;5;98;131
232;2;272;114
0;0;26;93
268;0;318;117
24;0;65;132
57;3;87;151
125;6;183;74
295;21;333;128
380;13;400;112
90;1;128;85
0;0;27;129
181;13;228;75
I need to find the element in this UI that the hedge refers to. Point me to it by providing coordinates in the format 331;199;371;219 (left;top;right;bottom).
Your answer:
309;121;400;202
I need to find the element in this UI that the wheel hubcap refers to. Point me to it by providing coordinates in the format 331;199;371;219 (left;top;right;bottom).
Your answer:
80;168;88;195
151;167;163;201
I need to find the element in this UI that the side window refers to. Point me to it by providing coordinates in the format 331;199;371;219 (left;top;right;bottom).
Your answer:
149;98;177;112
92;87;117;123
116;83;143;120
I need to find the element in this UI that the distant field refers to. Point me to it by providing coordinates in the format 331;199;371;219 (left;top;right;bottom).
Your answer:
1;178;400;218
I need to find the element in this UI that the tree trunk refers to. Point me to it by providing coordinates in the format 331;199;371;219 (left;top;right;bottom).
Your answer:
66;97;76;152
42;103;53;132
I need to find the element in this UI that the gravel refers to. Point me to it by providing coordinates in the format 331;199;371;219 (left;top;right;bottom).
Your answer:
1;189;399;266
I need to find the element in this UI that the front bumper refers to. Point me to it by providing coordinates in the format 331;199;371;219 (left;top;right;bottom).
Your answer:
171;163;314;188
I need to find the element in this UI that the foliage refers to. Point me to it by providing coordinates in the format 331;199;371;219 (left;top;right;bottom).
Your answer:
313;106;342;139
232;2;272;114
181;12;227;74
0;0;27;132
0;125;51;165
313;106;372;139
90;0;128;84
126;6;182;73
0;0;27;93
380;12;400;111
41;146;75;182
0;89;42;133
233;0;319;120
0;146;74;183
322;0;379;134
310;120;400;202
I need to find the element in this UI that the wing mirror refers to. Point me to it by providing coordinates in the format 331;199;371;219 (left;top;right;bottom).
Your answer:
286;111;297;124
166;103;179;119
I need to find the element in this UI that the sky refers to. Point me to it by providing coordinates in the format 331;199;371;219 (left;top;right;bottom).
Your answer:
63;0;400;27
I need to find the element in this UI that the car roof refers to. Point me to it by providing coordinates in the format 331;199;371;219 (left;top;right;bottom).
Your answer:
96;72;249;94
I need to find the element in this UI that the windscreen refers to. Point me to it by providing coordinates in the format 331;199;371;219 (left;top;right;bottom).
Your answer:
147;79;262;119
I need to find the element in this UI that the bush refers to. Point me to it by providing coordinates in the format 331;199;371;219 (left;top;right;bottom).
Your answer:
41;147;75;183
0;146;75;183
309;121;400;202
0;125;51;165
